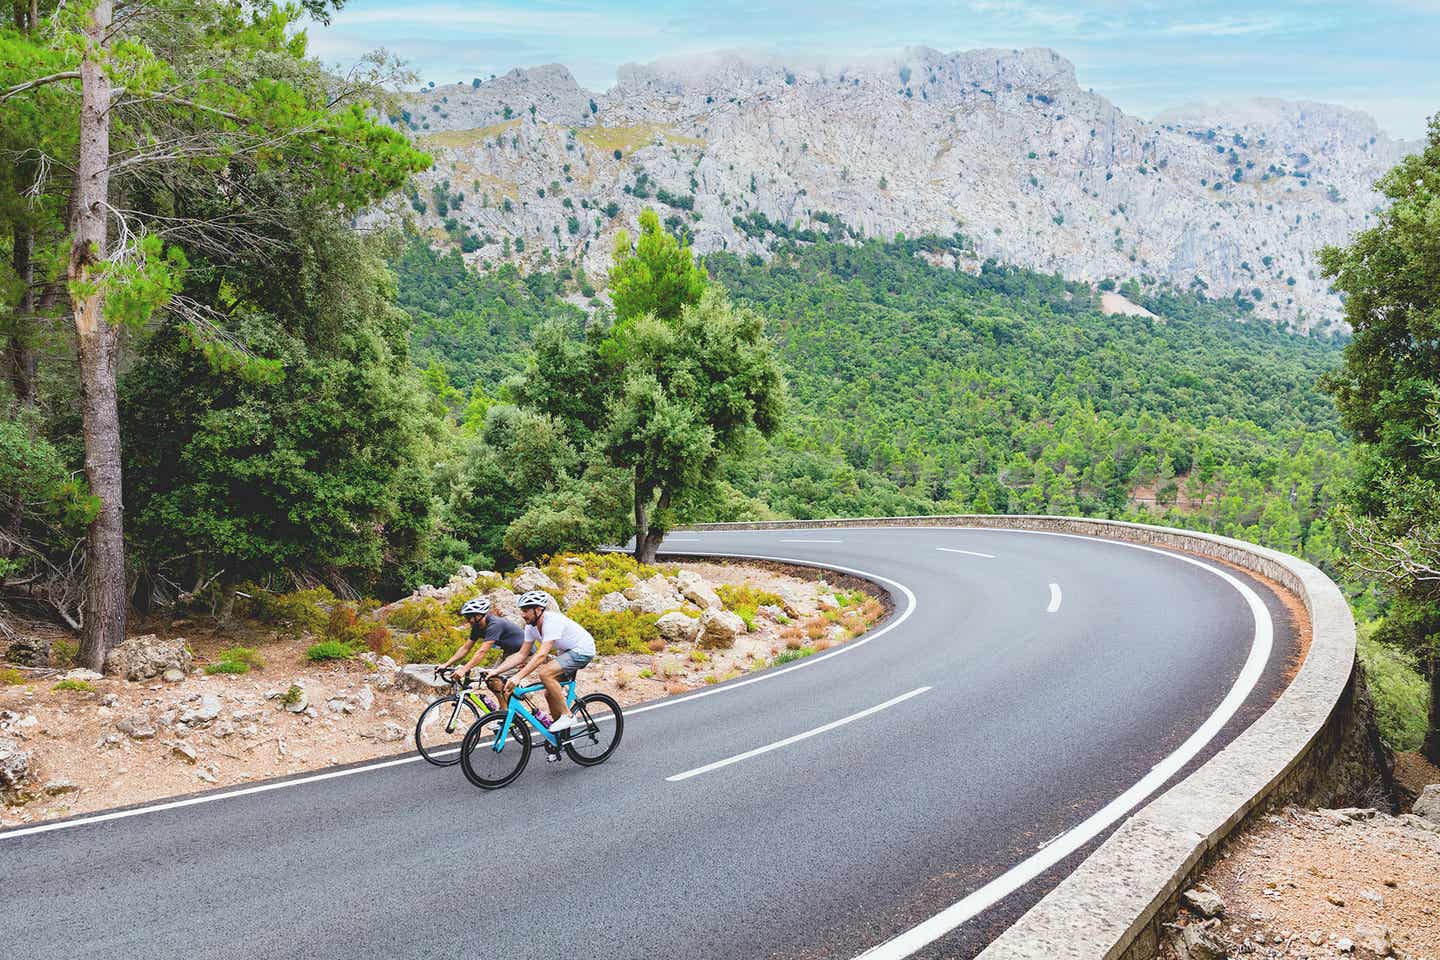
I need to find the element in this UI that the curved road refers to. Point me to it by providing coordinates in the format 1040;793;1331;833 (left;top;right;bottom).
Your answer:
2;527;1300;960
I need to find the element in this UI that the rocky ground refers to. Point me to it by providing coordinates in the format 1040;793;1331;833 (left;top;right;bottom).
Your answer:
0;558;882;825
1157;770;1440;960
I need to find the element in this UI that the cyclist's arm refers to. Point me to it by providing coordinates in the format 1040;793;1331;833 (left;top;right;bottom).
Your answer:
439;636;476;670
510;640;552;683
488;639;532;677
456;640;495;674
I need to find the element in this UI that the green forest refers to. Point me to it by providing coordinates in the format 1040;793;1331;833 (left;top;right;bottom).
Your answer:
396;233;1353;573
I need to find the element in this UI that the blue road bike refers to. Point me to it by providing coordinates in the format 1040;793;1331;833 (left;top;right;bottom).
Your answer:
459;669;623;789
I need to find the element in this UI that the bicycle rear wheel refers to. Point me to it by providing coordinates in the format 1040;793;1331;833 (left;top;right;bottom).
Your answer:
564;693;623;766
460;712;531;789
414;695;480;766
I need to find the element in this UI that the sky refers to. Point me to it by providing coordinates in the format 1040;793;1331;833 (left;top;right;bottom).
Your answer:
308;0;1439;141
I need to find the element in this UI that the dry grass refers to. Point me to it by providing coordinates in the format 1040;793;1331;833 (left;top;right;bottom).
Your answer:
419;119;520;150
575;123;706;159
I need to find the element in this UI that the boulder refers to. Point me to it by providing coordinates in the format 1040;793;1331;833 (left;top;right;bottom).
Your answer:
377;721;406;742
355;686;375;712
5;635;51;667
394;664;448;694
486;587;520;617
115;713;156;742
64;668;104;682
817;593;840;611
1182;887;1226;919
675;570;722;610
178;694;222;726
170;742;198;764
698;609;747;649
1180;919;1226;960
757;604;787;621
0;737;30;787
655;612;700;644
562;581;590;609
1412;783;1440;824
162;668;185;683
774;586;806;618
511;566;559;595
104;634;192;681
43;780;78;796
625;575;682;614
1354;924;1393;957
598;591;632;613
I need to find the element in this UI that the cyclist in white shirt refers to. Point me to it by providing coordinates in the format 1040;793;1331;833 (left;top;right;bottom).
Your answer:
506;590;596;732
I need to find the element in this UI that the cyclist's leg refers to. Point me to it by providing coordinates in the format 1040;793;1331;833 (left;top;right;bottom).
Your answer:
484;673;508;709
537;658;568;719
549;650;593;718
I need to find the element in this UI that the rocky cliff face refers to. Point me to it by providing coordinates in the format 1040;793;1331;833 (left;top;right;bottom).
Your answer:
374;47;1416;330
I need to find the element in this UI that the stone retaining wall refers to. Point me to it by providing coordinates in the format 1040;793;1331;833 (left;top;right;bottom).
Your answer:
680;515;1361;960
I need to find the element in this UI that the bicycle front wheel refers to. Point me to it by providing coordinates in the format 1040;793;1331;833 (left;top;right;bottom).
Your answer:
460;712;531;789
564;693;624;766
415;694;481;766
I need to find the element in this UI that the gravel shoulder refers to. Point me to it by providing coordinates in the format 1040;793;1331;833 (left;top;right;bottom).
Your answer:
1157;762;1440;960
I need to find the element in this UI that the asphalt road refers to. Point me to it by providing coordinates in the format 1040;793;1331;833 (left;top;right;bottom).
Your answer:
2;526;1300;960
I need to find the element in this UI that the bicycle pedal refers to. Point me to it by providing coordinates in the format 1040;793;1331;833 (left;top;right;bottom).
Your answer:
545;751;562;763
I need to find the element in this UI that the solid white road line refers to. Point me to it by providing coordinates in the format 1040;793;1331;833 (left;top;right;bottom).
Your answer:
0;554;918;843
666;687;932;782
937;547;996;559
853;536;1274;960
1047;582;1063;613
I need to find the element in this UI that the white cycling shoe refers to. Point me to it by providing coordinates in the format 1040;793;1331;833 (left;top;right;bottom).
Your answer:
548;713;575;733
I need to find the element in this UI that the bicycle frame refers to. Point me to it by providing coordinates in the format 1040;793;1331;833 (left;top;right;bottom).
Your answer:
438;684;494;733
493;678;577;750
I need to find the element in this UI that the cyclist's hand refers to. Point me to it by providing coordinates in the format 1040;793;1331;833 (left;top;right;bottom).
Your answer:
433;665;444;679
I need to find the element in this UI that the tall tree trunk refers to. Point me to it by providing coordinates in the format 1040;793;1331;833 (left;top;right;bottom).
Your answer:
1425;654;1440;765
7;223;37;407
633;475;655;563
633;477;668;564
71;0;123;671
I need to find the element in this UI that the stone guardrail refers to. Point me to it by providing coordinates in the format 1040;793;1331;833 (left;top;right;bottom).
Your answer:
679;515;1359;960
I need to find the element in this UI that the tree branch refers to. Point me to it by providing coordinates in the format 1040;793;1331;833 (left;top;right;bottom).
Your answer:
0;70;82;103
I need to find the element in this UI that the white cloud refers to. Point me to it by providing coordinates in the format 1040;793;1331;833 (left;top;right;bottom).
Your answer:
1164;16;1293;36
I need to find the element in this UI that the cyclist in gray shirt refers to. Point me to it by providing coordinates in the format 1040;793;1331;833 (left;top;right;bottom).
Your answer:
439;597;531;706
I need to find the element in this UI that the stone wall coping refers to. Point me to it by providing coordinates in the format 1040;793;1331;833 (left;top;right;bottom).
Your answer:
679;515;1356;959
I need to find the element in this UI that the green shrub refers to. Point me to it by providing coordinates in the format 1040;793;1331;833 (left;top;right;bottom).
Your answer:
716;582;784;610
247;586;334;637
1358;626;1428;751
281;683;304;707
565;600;659;655
52;678;95;692
386;597;451;633
218;647;264;669
401;626;463;665
205;660;250;675
0;667;27;685
305;640;353;662
770;647;815;667
51;638;77;668
638;668;654;679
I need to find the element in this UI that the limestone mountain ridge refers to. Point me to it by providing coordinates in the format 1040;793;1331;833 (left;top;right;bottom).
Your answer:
372;46;1418;330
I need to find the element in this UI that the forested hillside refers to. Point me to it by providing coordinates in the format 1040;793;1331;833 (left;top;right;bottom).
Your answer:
394;233;1352;573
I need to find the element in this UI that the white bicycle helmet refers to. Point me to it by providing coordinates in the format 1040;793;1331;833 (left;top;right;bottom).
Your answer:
516;590;551;610
460;597;491;616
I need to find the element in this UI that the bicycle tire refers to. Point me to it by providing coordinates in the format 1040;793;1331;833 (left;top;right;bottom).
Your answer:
414;694;481;766
460;711;532;789
563;693;624;766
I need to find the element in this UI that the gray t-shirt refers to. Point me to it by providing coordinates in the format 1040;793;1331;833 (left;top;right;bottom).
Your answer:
470;616;527;656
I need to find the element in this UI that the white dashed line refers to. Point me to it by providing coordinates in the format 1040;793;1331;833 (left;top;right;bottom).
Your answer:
666;687;931;782
936;547;996;558
1047;583;1063;613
